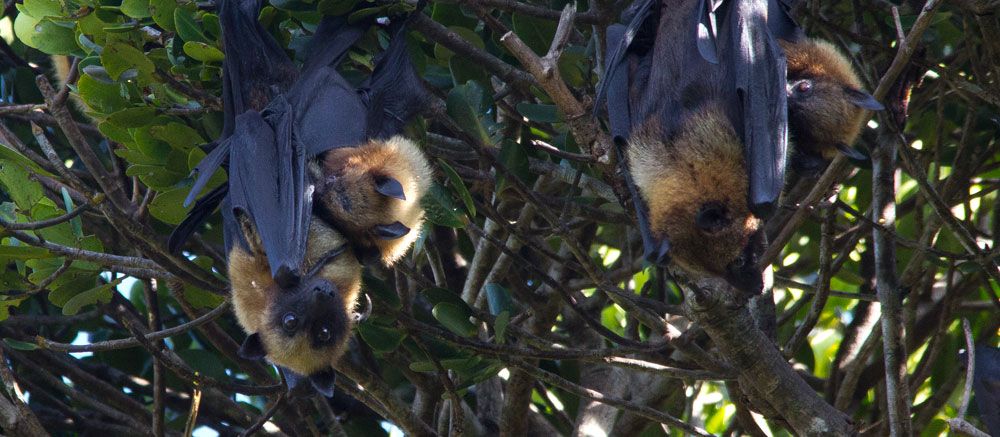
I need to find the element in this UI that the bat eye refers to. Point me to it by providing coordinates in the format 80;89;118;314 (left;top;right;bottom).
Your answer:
317;326;332;342
282;313;299;332
696;202;731;234
794;80;813;95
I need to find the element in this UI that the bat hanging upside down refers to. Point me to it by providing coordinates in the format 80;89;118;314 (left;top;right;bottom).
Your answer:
598;0;787;294
769;0;884;175
169;0;431;396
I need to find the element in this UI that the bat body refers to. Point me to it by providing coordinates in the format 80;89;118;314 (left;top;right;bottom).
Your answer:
598;0;787;293
768;0;883;174
311;136;432;265
231;215;362;395
168;0;430;395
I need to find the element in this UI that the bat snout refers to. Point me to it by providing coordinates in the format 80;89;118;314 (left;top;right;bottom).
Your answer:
723;230;766;295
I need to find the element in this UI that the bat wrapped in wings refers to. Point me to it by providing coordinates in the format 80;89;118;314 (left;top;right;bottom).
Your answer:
768;0;884;175
167;0;432;396
597;0;788;294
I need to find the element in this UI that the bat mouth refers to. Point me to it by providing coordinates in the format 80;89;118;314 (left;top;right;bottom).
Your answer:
723;229;766;295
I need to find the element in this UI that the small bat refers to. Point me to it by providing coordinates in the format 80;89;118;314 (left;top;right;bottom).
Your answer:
168;0;430;395
230;212;362;397
768;0;884;175
598;0;787;294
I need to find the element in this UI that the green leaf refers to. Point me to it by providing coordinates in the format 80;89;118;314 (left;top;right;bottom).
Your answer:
0;245;54;260
358;322;407;353
484;283;514;316
181;285;225;309
0;160;45;210
512;13;557;55
446;81;489;145
107;107;157;128
421;183;466;228
0;145;54;178
20;0;63;18
409;361;436;372
437;159;475;217
516;103;559;123
183;42;225;63
120;0;151;18
62;277;122;315
101;42;155;82
148;188;193;225
77;74;129;114
434;26;483;61
317;0;360;16
2;339;39;351
175;8;208;43
363;273;401;310
60;187;83;238
13;15;78;55
432;302;477;337
125;164;185;189
440;356;482;373
496;139;529;194
423;287;471;311
149;0;178;31
494;310;510;343
150;122;205;151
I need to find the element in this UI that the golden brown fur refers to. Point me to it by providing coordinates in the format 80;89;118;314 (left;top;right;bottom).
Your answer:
313;136;432;265
228;218;362;376
780;39;872;160
628;105;761;276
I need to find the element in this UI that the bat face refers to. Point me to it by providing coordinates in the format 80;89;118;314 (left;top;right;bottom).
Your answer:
628;106;765;294
229;217;362;386
781;39;883;175
312;136;432;266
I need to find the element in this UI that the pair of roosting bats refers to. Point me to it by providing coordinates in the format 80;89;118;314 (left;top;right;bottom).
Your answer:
168;0;431;396
599;0;882;293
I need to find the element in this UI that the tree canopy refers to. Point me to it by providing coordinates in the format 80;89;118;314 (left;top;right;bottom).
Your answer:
0;0;997;435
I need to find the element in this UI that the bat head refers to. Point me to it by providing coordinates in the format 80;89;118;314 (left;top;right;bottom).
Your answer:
628;106;765;294
313;136;432;265
228;219;362;394
781;39;882;174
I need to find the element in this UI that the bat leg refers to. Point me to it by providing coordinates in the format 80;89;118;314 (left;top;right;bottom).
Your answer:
375;176;406;200
374;221;411;239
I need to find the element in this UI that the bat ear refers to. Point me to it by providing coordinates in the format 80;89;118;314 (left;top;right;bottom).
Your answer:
845;88;884;111
279;367;308;394
374;221;410;240
375;176;406;200
835;142;869;162
309;368;336;398
695;202;731;234
238;334;267;360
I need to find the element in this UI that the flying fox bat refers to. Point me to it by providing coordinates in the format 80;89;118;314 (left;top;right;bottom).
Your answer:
597;0;787;294
167;0;430;395
230;212;362;397
768;0;884;175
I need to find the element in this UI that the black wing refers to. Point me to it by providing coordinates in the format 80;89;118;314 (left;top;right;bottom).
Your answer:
767;0;805;43
170;0;296;251
227;97;311;283
973;344;1000;436
362;19;431;140
218;0;296;135
718;0;788;218
288;16;369;156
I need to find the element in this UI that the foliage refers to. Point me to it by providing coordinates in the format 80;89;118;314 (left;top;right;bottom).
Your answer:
0;0;996;435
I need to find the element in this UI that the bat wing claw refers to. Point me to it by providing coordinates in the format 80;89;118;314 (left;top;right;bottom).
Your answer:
644;239;671;267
